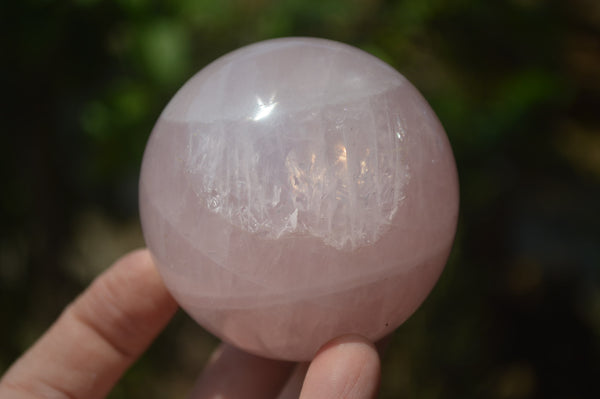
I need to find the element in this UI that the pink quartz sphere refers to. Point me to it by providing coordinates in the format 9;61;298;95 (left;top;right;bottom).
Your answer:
139;38;459;361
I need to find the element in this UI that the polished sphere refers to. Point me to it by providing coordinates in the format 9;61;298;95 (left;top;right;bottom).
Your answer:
139;38;459;360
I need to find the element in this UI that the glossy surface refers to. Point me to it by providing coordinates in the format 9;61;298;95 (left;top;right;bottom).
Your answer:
139;38;459;360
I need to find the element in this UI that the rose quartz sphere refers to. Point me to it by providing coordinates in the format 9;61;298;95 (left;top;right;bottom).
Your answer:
139;38;459;361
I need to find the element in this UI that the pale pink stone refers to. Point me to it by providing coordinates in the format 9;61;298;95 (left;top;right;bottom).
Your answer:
139;38;459;361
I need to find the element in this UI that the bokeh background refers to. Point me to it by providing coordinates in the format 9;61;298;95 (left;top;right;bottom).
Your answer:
2;0;599;397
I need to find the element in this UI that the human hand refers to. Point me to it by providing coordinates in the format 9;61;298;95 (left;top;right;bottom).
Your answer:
0;249;381;399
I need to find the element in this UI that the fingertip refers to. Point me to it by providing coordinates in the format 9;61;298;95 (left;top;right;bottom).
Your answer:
316;334;379;357
111;248;160;281
299;335;381;399
188;344;294;399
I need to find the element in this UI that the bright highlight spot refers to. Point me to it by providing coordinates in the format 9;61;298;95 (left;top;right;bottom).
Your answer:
253;96;277;121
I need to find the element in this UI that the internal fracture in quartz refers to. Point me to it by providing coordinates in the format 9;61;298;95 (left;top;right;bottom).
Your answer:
139;38;459;361
184;98;409;250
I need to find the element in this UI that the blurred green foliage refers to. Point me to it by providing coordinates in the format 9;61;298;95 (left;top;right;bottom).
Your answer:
1;0;600;398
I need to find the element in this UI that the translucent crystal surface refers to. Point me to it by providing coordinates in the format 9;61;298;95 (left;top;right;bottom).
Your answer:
139;38;459;360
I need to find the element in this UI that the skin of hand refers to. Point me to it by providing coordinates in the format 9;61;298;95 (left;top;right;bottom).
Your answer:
0;249;381;399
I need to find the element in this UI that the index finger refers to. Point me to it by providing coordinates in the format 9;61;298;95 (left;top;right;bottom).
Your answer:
0;249;178;399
